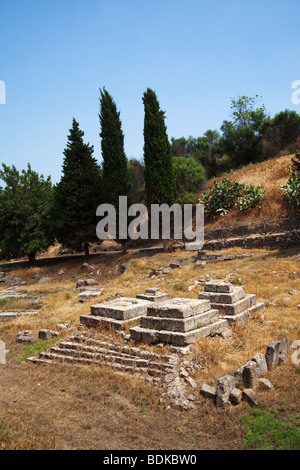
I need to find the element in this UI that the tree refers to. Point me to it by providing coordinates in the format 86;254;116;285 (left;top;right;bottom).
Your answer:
52;118;102;257
0;163;53;262
172;156;205;204
261;110;300;157
99;88;132;252
128;158;145;204
143;88;176;207
221;95;267;168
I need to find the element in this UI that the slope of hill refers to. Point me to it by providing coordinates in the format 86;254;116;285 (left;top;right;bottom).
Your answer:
200;154;297;230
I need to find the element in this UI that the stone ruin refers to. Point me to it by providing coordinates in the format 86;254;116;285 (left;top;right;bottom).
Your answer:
79;296;151;330
198;280;265;324
129;297;229;347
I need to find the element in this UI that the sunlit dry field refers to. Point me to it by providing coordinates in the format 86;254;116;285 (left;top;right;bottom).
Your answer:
0;244;299;450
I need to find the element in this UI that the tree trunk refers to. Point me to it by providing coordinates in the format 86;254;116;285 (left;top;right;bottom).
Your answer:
28;251;36;263
121;240;127;255
84;242;89;259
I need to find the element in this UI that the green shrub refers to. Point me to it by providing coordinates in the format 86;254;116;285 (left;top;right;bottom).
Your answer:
281;167;300;210
199;177;264;217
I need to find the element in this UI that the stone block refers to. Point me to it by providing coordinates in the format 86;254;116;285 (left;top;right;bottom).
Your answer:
210;294;256;316
0;340;6;365
147;298;211;319
198;286;245;304
38;329;59;340
242;361;259;388
278;337;290;364
230;388;243;404
140;309;219;333
216;374;236;407
266;340;280;371
200;384;216;400
204;280;234;293
243;389;259;407
78;290;103;302
136;288;169;303
90;297;151;321
252;353;268;376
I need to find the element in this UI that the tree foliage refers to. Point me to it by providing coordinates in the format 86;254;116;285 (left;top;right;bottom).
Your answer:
52;118;102;256
99;88;132;208
172;156;205;204
0;163;53;261
143;88;176;207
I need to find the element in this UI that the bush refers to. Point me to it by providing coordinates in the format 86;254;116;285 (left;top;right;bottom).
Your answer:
173;156;205;205
199;177;264;216
281;167;300;210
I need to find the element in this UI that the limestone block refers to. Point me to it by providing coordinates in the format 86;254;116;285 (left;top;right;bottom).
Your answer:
278;337;290;364
140;309;219;333
147;298;211;319
90;297;151;321
0;340;6;365
198;286;245;304
230;388;243;404
200;384;216;400
252;353;268;376
204;280;234;293
215;374;236;407
242;361;259;388
243;389;259;407
266;341;281;371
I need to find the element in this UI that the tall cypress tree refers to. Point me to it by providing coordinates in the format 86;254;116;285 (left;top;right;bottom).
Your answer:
143;88;176;207
99;88;132;252
52;118;102;257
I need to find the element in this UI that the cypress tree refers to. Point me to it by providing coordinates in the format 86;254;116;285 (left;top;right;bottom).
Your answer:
52;118;102;257
142;88;176;207
99;88;132;252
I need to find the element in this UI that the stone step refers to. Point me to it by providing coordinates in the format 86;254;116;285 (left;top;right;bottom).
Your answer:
198;287;245;304
224;302;265;323
79;313;143;330
37;349;166;377
130;319;229;346
140;309;219;333
210;294;257;316
55;342;171;372
68;335;173;362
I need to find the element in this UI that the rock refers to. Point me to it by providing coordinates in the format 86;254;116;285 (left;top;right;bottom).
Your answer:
185;376;197;388
31;274;40;280
162;268;170;275
85;278;99;286
5;277;20;286
170;262;181;269
230;388;243;405
81;263;96;274
200;384;216;400
58;270;65;276
278;337;290;364
0;340;6;365
38;329;59;340
266;341;280;371
259;378;274;390
221;329;233;340
193;261;206;269
16;332;37;343
252;353;268;376
215;374;236;407
243;389;259;407
37;276;51;285
281;297;291;302
289;289;300;295
179;366;189;378
56;323;71;330
242;361;259;388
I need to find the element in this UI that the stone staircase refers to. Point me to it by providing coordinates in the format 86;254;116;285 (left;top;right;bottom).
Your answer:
27;334;176;383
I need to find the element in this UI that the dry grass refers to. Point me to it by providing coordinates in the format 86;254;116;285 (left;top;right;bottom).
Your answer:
0;243;300;450
200;154;296;229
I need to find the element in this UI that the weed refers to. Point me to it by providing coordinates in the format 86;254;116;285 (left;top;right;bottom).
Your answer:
242;410;300;450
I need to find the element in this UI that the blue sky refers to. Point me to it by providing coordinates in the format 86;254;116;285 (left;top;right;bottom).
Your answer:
0;0;300;184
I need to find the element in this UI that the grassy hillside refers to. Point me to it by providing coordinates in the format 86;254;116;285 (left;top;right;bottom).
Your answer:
200;154;297;230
